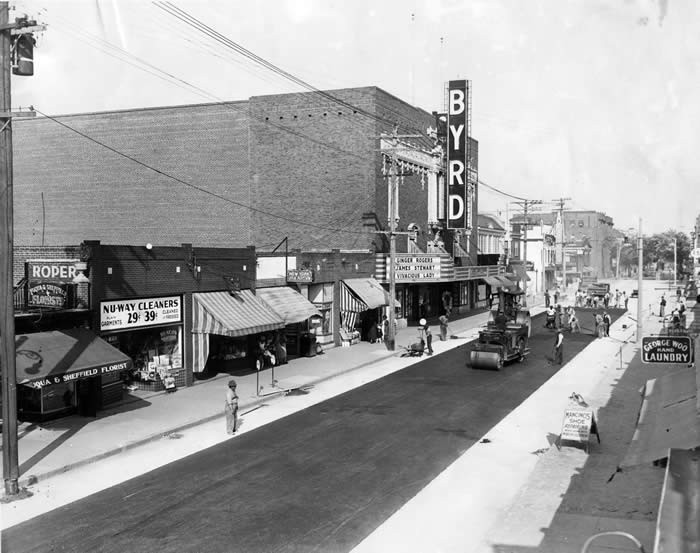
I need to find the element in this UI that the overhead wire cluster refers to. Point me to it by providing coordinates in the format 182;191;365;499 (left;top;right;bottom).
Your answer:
33;2;546;251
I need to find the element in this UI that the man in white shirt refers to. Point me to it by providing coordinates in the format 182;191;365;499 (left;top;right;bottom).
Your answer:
552;331;564;365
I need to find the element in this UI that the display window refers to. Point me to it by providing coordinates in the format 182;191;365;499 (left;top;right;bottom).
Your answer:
18;381;76;419
309;283;334;341
105;324;183;390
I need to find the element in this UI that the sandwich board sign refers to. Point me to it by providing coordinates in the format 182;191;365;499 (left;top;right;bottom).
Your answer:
558;407;600;453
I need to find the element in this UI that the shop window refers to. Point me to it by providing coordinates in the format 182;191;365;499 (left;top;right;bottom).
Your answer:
312;301;333;336
459;282;469;306
106;324;184;391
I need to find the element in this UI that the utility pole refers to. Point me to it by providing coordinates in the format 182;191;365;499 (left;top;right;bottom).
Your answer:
673;236;677;290
552;197;571;295
1;3;44;496
377;127;421;351
510;199;542;306
637;218;643;343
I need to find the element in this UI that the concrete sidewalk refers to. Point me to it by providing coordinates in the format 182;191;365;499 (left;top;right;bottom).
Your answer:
350;282;696;553
1;306;510;490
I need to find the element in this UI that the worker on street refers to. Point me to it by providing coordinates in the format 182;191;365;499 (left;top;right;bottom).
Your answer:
424;323;433;355
551;331;564;365
225;379;239;435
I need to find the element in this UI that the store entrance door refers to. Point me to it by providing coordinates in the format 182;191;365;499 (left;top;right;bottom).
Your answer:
77;377;99;417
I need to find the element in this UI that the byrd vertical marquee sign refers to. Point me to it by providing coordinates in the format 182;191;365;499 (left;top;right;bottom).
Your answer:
446;80;470;230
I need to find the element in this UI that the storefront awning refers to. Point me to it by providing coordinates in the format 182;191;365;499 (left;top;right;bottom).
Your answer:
620;367;700;469
192;290;285;337
511;264;531;282
496;276;516;287
482;276;502;287
15;328;133;389
341;278;390;311
256;286;321;325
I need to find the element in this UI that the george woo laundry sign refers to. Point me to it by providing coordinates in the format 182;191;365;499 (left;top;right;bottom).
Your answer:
641;336;693;364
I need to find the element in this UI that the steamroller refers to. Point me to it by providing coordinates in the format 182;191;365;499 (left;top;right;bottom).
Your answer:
469;287;531;370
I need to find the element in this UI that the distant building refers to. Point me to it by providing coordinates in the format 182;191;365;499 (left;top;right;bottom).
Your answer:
510;209;615;289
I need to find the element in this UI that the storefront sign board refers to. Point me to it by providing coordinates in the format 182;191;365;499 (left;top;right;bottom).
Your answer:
26;360;132;389
287;268;314;282
28;283;68;308
25;259;80;283
641;336;693;364
560;407;594;444
100;295;183;331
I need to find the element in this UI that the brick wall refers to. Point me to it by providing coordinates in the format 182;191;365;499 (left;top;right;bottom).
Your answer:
249;87;435;253
88;243;257;302
13;103;252;248
14;88;438;256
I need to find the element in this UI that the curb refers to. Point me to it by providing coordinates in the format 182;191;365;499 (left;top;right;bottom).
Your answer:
15;339;423;488
15;309;542;489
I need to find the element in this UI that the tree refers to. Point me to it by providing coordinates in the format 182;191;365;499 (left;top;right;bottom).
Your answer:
644;230;692;278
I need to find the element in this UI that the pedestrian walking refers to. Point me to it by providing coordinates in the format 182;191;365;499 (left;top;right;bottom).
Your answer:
659;295;666;317
424;323;433;355
603;311;612;337
381;315;389;343
623;291;628;310
551;331;564;365
545;305;556;329
614;289;621;308
554;304;562;330
554;289;559;305
225;379;239;435
595;312;605;338
439;315;449;341
603;291;610;309
569;308;581;333
544;289;550;308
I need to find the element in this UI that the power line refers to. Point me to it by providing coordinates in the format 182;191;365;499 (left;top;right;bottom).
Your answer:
33;107;379;238
154;2;433;144
478;177;529;201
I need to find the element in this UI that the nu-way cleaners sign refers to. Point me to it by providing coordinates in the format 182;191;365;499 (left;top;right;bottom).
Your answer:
100;296;182;331
446;80;470;230
642;336;693;364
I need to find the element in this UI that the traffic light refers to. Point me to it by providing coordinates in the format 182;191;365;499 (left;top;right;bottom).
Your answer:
12;33;35;76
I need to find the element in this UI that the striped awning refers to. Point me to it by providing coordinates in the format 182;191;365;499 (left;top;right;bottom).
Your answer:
192;290;284;337
256;286;321;324
342;278;390;310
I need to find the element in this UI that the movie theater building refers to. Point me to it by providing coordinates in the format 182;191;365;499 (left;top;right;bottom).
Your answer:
13;83;503;340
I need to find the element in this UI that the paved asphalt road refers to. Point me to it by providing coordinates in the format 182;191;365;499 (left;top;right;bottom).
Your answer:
3;309;625;553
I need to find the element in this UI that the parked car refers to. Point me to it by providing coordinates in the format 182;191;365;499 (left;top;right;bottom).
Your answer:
631;289;639;298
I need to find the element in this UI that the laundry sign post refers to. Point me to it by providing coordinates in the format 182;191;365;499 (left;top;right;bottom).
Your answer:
641;336;693;364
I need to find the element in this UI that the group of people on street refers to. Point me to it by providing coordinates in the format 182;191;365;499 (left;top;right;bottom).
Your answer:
544;304;580;333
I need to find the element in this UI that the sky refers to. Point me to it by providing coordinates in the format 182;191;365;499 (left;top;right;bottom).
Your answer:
11;0;699;236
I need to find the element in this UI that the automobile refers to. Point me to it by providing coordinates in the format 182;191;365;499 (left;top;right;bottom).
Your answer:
631;289;639;298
